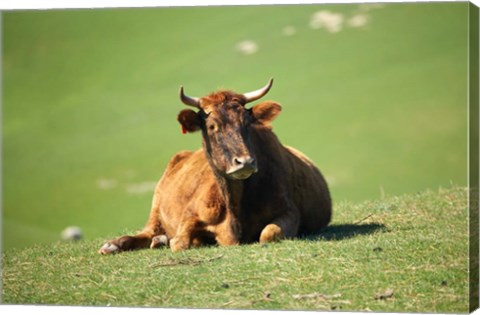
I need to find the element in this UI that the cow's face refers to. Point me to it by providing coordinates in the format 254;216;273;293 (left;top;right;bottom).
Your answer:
177;79;281;180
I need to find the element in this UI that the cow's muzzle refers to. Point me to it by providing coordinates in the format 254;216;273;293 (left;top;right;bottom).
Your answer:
226;156;258;180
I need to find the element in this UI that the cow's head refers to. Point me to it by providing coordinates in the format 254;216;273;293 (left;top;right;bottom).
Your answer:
177;79;281;180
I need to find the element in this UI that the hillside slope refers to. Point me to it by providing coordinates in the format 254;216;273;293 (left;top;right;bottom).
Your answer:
2;186;471;313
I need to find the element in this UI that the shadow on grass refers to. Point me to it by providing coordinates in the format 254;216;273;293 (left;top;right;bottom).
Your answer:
301;223;387;241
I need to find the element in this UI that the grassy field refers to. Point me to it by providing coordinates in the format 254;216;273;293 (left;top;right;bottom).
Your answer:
1;186;470;312
2;3;469;250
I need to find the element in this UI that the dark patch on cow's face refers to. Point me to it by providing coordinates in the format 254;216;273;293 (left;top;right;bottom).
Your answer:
200;93;257;180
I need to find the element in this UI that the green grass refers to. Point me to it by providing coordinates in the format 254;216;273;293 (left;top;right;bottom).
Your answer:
2;186;469;312
2;3;469;249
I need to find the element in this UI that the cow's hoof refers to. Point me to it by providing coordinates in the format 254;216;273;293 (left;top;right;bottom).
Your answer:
98;242;120;255
150;235;169;249
259;224;284;243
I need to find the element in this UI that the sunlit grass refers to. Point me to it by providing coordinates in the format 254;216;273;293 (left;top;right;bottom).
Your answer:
2;186;469;312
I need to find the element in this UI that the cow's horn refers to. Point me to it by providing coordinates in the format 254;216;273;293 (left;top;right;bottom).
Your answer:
243;78;274;103
180;86;200;108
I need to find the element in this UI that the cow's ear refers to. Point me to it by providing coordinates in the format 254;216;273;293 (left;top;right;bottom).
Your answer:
177;109;201;133
251;101;282;125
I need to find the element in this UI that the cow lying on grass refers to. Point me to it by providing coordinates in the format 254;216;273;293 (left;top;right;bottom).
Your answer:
99;79;331;254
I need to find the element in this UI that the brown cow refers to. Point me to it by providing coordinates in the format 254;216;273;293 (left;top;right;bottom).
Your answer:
99;79;331;254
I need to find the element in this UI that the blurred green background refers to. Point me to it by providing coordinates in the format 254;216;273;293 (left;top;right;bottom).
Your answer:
2;3;469;249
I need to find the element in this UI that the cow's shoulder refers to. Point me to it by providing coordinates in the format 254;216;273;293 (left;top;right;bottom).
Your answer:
157;150;191;181
159;149;211;186
167;150;194;168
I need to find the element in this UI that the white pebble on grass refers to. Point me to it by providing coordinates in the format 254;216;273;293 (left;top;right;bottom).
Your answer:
282;26;297;36
61;226;83;241
358;3;386;12
347;13;369;28
126;181;158;195
96;178;117;190
310;10;345;33
235;40;259;55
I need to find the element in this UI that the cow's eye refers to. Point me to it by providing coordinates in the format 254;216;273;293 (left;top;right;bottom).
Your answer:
208;123;217;132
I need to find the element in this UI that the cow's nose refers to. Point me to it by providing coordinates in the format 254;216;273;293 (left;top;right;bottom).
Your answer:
227;156;258;179
233;156;256;168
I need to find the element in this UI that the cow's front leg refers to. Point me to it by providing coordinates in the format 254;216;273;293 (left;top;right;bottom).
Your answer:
214;211;241;246
260;224;285;243
215;223;241;246
259;208;300;243
150;234;170;248
170;216;199;252
99;197;165;254
99;231;155;254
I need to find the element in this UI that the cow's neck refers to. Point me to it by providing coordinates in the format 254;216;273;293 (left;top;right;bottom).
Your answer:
215;174;244;216
203;126;279;215
202;137;245;215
